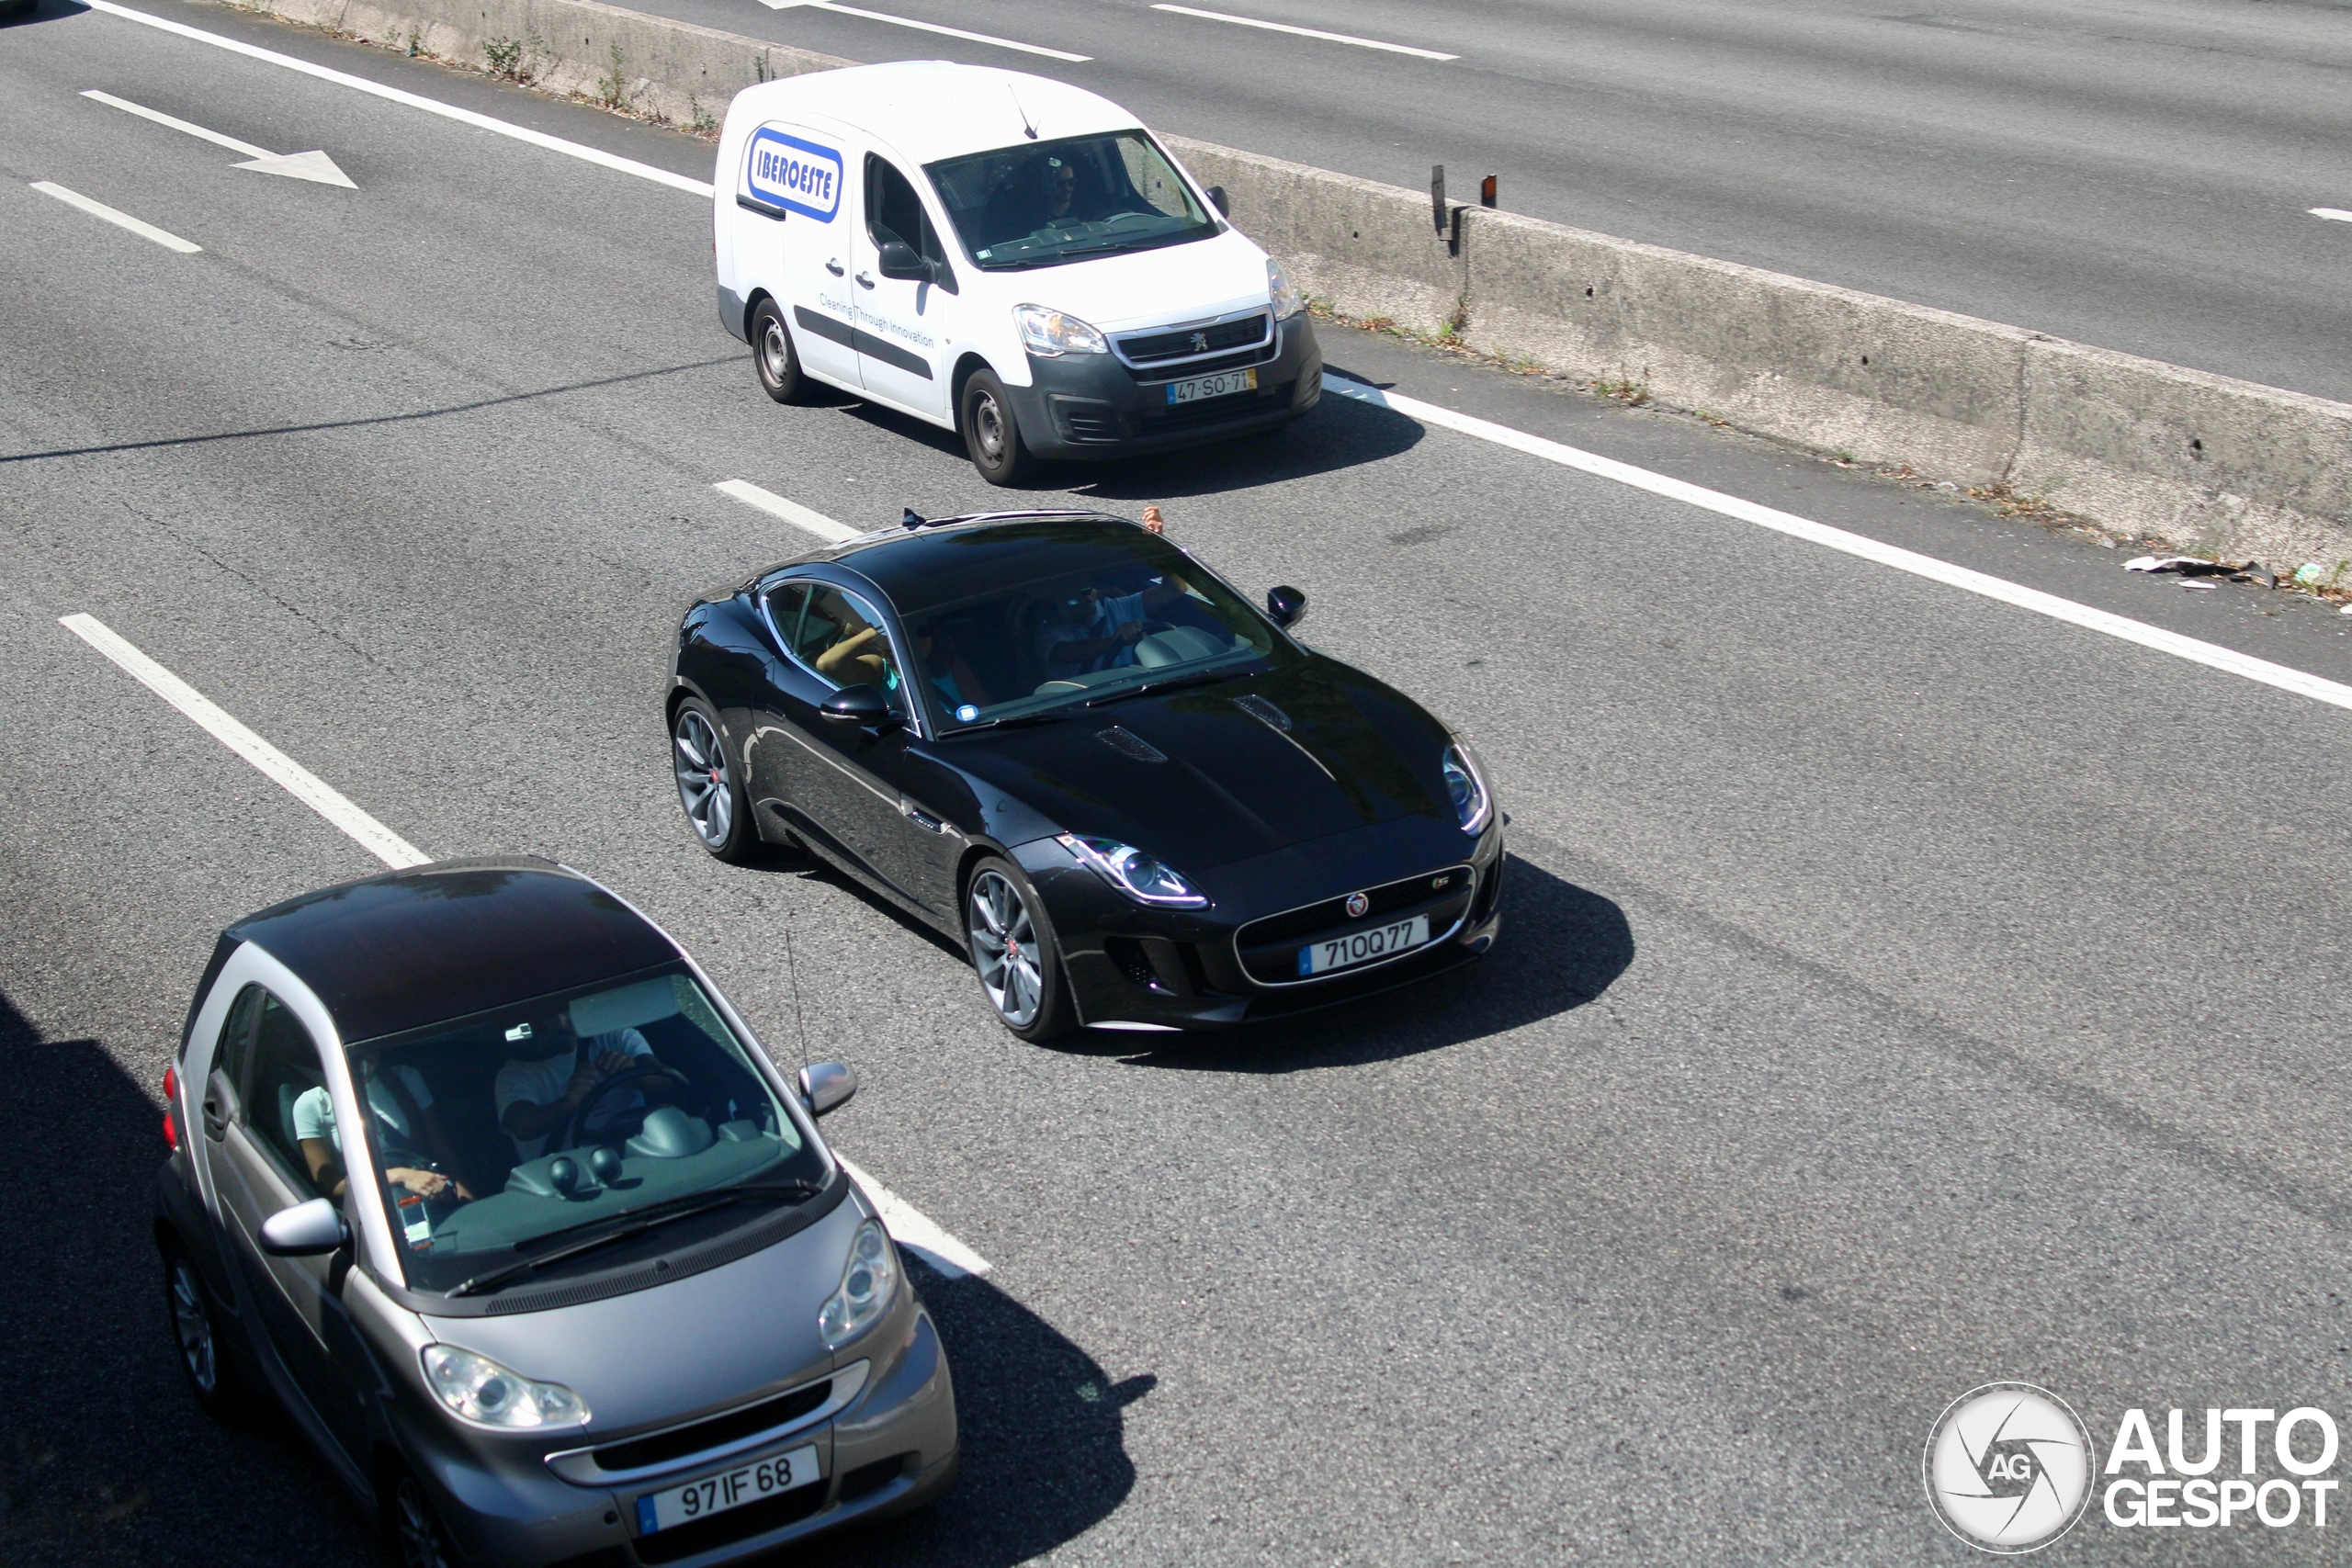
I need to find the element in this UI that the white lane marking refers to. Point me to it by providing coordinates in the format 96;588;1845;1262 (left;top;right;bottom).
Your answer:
2312;208;2352;223
1321;373;2352;714
834;1155;992;1278
82;90;358;187
1151;4;1456;60
59;614;432;867
28;180;202;252
760;0;1090;62
714;479;862;543
85;0;713;197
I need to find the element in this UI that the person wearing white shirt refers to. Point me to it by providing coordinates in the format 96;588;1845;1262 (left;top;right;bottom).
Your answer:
292;1065;469;1202
495;1018;680;1163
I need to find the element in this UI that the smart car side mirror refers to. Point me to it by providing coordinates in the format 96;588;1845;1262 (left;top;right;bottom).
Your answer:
798;1061;858;1117
1265;585;1307;628
260;1196;349;1256
876;240;930;282
820;684;899;729
1204;185;1229;219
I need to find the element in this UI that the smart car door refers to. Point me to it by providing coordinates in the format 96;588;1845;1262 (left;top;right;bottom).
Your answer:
208;987;372;1470
743;118;861;389
851;152;957;422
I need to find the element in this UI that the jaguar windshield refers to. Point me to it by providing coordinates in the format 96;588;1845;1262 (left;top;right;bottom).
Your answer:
332;966;825;1295
925;130;1217;272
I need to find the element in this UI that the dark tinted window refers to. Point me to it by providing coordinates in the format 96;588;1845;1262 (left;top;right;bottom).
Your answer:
866;154;954;284
214;983;266;1109
245;991;326;1190
760;581;807;651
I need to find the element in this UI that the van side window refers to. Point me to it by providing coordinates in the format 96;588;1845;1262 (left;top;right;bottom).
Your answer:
865;155;956;292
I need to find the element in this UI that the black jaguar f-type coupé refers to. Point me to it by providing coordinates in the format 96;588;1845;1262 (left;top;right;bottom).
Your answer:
666;511;1503;1039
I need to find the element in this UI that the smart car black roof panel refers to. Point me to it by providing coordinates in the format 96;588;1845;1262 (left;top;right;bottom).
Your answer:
227;857;678;1046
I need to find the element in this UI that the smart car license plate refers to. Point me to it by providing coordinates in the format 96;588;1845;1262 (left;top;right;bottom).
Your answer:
1299;914;1429;976
635;1445;820;1535
1165;367;1257;404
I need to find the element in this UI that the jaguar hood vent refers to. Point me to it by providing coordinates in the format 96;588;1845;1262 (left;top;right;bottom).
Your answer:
1232;694;1293;732
1094;726;1168;763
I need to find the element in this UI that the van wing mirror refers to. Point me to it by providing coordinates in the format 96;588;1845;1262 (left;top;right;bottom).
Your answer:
1204;185;1229;219
1265;585;1307;628
798;1061;858;1117
876;240;930;281
259;1196;349;1257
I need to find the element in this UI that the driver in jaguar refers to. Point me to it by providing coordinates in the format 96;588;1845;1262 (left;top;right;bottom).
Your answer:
496;1014;684;1163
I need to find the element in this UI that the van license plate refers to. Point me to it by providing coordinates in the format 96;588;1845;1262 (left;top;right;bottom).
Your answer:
1298;914;1429;976
1165;367;1257;404
636;1444;820;1534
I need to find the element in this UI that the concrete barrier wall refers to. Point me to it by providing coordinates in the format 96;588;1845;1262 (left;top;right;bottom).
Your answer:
206;0;2352;568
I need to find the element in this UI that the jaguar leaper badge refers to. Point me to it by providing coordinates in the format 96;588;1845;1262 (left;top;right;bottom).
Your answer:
1344;892;1370;919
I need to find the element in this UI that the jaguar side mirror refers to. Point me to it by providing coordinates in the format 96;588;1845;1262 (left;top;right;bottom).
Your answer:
259;1196;349;1257
876;240;931;282
820;684;899;729
1265;585;1307;628
798;1060;858;1117
1204;185;1229;219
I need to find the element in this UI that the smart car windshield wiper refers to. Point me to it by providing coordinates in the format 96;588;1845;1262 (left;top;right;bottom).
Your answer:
446;1180;827;1298
1083;668;1244;706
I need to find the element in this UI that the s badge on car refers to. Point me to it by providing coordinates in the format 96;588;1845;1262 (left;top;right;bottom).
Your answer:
1344;892;1370;919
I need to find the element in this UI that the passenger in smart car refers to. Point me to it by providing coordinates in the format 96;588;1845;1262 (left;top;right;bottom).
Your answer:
495;1014;682;1163
293;1058;471;1204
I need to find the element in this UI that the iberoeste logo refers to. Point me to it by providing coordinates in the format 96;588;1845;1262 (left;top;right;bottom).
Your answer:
744;127;841;220
1924;1383;2095;1552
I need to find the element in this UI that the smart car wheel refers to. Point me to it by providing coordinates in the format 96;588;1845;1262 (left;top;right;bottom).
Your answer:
959;370;1035;487
388;1469;461;1568
965;859;1071;1040
673;697;752;862
751;296;806;404
163;1240;246;1420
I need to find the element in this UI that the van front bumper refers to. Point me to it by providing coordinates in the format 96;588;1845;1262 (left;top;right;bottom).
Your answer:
1007;314;1321;459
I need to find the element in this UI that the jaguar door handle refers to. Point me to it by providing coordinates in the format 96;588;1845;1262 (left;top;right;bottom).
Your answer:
824;258;844;276
854;271;876;288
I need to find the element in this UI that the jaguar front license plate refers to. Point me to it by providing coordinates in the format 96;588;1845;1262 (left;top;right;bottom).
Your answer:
636;1444;820;1535
1299;913;1429;976
1165;367;1258;404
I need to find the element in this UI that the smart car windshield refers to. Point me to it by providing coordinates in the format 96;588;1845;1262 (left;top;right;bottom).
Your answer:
891;525;1298;730
341;966;824;1295
925;130;1216;271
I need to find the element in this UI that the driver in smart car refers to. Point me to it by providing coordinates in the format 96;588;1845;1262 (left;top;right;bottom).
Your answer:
495;1014;684;1163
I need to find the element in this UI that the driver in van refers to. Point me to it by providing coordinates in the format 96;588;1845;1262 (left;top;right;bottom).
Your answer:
496;1014;683;1163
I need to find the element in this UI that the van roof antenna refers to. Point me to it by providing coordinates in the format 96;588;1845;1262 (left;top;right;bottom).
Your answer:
1007;80;1038;139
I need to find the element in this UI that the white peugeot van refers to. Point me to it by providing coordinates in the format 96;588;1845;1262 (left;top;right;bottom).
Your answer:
712;62;1322;484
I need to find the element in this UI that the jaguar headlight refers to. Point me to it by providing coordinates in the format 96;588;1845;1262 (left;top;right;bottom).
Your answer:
1014;304;1108;356
819;1217;899;1349
1441;743;1491;834
421;1345;588;1429
1267;256;1304;320
1057;833;1209;908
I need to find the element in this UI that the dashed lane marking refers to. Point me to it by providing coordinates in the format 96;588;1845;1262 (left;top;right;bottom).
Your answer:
760;0;1090;62
29;180;201;253
714;479;862;543
2312;208;2352;223
1151;5;1457;60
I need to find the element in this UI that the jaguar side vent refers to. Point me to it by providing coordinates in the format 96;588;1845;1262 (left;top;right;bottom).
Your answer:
1095;726;1167;763
1232;694;1293;732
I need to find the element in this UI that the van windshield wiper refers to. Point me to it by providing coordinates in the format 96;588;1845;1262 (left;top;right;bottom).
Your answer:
446;1180;826;1298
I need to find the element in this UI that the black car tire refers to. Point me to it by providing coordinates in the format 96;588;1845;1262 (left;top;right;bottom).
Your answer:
672;697;752;862
751;296;807;404
383;1464;465;1568
959;370;1035;487
163;1238;249;1421
963;857;1072;1041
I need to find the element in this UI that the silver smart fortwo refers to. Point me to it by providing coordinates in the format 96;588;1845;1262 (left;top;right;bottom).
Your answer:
153;856;956;1567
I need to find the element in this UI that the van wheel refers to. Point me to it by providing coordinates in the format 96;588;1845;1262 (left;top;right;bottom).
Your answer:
751;297;806;404
959;370;1035;487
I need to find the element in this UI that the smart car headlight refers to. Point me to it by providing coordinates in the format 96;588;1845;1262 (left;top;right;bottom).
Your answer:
819;1217;899;1349
1267;256;1304;320
421;1345;588;1429
1441;743;1491;834
1014;304;1108;356
1057;833;1209;908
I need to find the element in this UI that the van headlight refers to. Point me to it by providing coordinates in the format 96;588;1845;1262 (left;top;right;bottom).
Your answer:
1014;304;1108;356
1441;743;1491;834
1267;257;1304;320
421;1345;589;1428
819;1218;899;1348
1057;833;1209;908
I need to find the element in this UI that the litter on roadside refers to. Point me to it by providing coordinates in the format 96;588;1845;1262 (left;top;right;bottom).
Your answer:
2295;563;2327;586
2123;557;2273;588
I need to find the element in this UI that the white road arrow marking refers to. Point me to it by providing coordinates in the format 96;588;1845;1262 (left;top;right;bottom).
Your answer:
83;87;356;186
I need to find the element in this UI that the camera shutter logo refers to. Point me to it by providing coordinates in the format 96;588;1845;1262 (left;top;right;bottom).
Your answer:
1924;1383;2093;1552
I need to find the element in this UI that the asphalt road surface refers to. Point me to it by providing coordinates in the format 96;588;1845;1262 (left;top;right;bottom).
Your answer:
586;0;2352;406
4;4;2352;1565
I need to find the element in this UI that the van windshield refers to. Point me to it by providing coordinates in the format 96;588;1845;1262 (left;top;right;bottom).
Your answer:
925;130;1217;271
